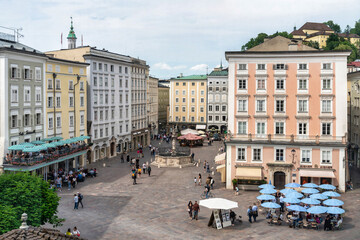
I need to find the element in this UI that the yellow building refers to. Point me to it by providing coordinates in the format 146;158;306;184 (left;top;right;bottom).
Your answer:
169;75;207;130
45;56;89;140
158;83;169;133
292;22;360;48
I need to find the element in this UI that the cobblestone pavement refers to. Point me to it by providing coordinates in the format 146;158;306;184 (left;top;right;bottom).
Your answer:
49;140;360;240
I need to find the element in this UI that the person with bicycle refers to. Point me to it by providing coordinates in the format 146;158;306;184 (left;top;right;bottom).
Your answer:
205;184;211;199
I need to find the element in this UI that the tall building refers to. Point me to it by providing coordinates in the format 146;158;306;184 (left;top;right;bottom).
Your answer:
158;83;169;133
224;36;350;192
147;76;159;136
207;66;228;133
0;35;47;172
169;75;207;130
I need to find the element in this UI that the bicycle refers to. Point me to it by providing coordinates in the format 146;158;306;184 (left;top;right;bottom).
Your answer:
200;191;215;199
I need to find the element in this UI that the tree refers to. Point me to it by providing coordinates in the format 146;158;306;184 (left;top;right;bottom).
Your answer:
304;40;319;49
324;20;341;33
0;173;63;234
325;33;359;62
241;32;293;51
350;19;360;36
344;25;351;34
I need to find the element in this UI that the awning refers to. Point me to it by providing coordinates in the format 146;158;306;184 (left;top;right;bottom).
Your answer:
196;124;206;130
299;169;336;178
235;167;262;180
216;164;225;170
216;164;226;183
215;153;226;164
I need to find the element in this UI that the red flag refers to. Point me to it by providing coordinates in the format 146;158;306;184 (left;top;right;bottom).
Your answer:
61;33;63;45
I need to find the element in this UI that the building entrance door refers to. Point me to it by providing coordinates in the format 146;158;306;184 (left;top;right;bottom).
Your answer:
274;171;286;189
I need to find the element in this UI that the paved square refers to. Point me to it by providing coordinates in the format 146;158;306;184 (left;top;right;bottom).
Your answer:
50;141;360;240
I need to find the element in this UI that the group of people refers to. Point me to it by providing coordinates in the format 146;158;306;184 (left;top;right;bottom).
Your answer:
51;168;97;191
187;201;200;220
73;192;84;209
153;133;172;143
203;161;210;173
247;203;258;223
65;226;81;237
194;174;215;198
131;164;152;185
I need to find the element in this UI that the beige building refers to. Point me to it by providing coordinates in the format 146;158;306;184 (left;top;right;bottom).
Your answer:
348;71;360;169
158;83;169;133
147;76;159;136
169;75;207;130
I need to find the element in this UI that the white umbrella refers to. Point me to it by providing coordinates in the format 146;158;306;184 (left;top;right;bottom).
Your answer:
199;198;238;210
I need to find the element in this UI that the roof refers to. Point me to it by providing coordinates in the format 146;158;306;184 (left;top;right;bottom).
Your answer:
47;56;89;66
170;75;207;80
0;39;42;53
158;83;169;88
67;18;77;39
338;33;360;39
299;22;333;32
0;227;86;240
209;68;228;76
291;29;306;36
246;36;317;52
348;61;360;67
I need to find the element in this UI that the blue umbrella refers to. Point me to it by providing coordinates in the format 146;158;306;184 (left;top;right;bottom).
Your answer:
283;197;301;204
302;183;319;188
287;205;307;212
258;184;275;189
301;198;321;205
326;207;345;215
8;145;25;151
280;188;297;194
319;184;336;190
307;206;328;214
260;188;277;194
285;192;303;199
301;188;319;194
322;191;341;198
261;202;281;209
285;183;301;188
323;199;344;207
310;193;328;200
257;195;275;201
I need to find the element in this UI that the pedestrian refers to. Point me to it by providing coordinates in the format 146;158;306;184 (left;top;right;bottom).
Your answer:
65;228;72;236
67;175;71;190
279;194;284;212
252;203;258;222
203;161;206;173
138;168;141;178
72;227;80;237
132;170;137;185
127;154;130;163
192;201;200;220
205;184;210;199
230;210;236;226
194;177;197;186
143;163;147;174
324;215;332;231
147;165;151;176
187;201;193;219
210;178;215;189
72;176;76;188
247;206;252;223
74;194;79;210
56;176;62;192
78;192;84;208
206;163;210;173
121;154;124;163
198;173;202;186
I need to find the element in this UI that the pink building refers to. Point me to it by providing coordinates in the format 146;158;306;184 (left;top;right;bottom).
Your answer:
225;36;350;192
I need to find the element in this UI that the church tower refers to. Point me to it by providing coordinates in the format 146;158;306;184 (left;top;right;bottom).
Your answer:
67;17;77;49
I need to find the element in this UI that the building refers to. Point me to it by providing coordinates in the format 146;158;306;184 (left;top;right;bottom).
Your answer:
169;75;207;130
46;21;133;163
147;76;159;136
131;57;150;149
0;34;47;172
207;66;228;133
291;22;360;48
348;60;360;73
225;36;350;192
158;83;169;133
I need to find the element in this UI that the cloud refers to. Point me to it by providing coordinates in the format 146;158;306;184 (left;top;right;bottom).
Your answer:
190;64;208;71
153;62;186;70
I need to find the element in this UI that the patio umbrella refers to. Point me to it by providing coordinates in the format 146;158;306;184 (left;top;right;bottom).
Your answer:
285;183;301;188
42;138;53;141
283;197;301;204
22;147;40;153
285;192;303;199
261;202;281;209
322;191;341;198
31;140;46;145
319;184;336;190
287;205;307;212
301;188;319;194
43;143;56;148
323;199;344;207
199;198;238;210
260;188;277;194
310;193;328;200
8;145;25;151
258;184;275;189
53;141;65;146
20;142;35;147
177;133;203;140
302;183;319;188
36;145;48;151
301;198;321;205
326;207;345;215
307;206;328;214
280;188;297;194
257;195;275;201
51;136;64;141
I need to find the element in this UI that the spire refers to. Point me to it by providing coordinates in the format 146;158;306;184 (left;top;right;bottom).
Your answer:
220;60;223;69
67;17;77;49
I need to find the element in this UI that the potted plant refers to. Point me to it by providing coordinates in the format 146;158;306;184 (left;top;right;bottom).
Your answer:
232;178;238;190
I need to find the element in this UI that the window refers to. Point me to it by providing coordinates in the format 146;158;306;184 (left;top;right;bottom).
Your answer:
257;64;265;70
69;80;74;90
215;116;220;121
110;65;114;72
216;87;219;92
238;79;247;89
70;116;74;126
100;94;103;104
322;123;331;135
182;106;186;112
100;129;103;137
80;96;84;107
275;149;284;161
11;115;17;128
322;63;331;70
56;79;61;90
237;148;246;161
48;117;53;129
35;68;41;80
222;106;226;112
238;122;247;134
200;107;204;112
321;150;331;164
94;93;98;105
105;110;108;120
191;90;195;96
257;79;266;90
274;64;286;70
175;106;179;112
201;90;204;95
298;100;308;112
24;88;30;102
11;66;20;78
201;82;204;86
191;98;195;103
56;116;61;128
111;94;115;104
105;94;108;104
298;79;307;90
111;126;114;135
93;77;97;86
80;82;84;90
322;79;331;90
222;116;226;121
238;100;247;112
35;89;41;102
175;98;179;103
47;97;53;108
191;106;195;112
275;122;284;135
209;105;213;111
238;64;247;70
99;76;103;86
182;90;186;95
209;116;213;121
56;96;61;107
182;116;185;122
183;82;186;86
276;79;285;90
253;148;262;161
298;123;307;135
321;100;331;112
36;113;41;125
301;150;311;163
176;82;179;86
94;111;98;121
47;79;53;89
276;100;284;112
191;117;195;122
215;105;220;111
11;87;18;102
299;64;307;70
200;117;204;122
99;63;102;70
182;98;186;103
125;67;128;74
256;100;265;112
105;77;108;87
24;114;30;126
200;98;204;103
68;67;73;73
256;122;265;134
93;62;97;70
192;82;195;86
24;68;32;80
105;128;108;136
119;66;122;73
69;96;74;107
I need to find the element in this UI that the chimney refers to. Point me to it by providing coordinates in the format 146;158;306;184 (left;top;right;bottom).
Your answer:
288;43;298;51
179;73;183;77
294;26;296;31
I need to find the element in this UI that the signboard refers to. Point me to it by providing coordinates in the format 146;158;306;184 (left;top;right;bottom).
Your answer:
221;209;232;228
213;210;222;229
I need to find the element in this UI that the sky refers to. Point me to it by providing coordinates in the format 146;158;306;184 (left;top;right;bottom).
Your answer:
0;0;359;79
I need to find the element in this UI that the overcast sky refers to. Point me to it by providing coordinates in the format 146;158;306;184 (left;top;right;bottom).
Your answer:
1;0;359;79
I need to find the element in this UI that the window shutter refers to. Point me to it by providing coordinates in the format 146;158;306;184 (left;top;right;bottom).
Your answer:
17;68;21;78
273;64;276;70
9;116;11;127
22;115;25;126
30;69;33;79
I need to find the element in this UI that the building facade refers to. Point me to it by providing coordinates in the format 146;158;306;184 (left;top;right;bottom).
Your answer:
169;75;207;130
158;83;169;133
147;76;159;136
207;67;228;133
225;36;350;192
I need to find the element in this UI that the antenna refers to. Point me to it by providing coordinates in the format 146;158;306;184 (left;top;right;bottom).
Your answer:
0;26;23;42
206;66;208;75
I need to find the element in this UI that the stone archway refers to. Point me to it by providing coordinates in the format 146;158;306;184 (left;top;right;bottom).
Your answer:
267;163;293;189
274;171;286;189
110;142;115;156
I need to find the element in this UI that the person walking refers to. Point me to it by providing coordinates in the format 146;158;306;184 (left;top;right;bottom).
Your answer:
279;194;284;212
74;194;79;210
247;206;252;223
252;203;258;222
230;210;236;226
187;201;193;219
147;165;151;176
78;192;84;208
210;178;215;189
126;154;130;163
198;173;202;186
194;177;197;186
143;163;147;174
132;170;137;185
203;161;207;173
205;184;211;199
192;201;200;220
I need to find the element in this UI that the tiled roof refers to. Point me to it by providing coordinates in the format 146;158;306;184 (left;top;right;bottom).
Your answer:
348;61;360;67
0;39;42;53
171;75;207;80
0;227;86;240
247;36;317;52
299;22;333;32
209;69;228;76
291;29;306;36
338;33;360;38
